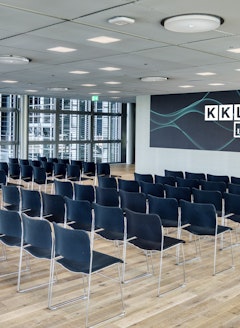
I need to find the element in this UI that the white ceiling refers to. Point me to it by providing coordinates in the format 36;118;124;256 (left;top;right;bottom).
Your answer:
0;0;240;103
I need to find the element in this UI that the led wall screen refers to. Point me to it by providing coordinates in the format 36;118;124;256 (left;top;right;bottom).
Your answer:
150;90;240;152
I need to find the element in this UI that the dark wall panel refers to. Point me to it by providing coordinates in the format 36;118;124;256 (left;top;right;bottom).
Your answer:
150;90;240;152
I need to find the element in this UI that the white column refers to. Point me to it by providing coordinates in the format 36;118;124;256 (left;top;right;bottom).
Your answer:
19;95;28;159
126;103;135;164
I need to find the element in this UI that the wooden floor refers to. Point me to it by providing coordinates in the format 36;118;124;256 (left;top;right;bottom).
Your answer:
1;164;240;327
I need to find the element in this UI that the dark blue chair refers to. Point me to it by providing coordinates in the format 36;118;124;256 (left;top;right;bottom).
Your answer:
134;172;153;183
154;175;175;186
98;176;118;189
185;172;206;181
48;222;125;327
118;178;139;192
2;185;20;211
17;213;54;292
228;183;240;195
119;190;146;213
41;192;65;223
140;181;164;198
165;169;184;179
192;188;223;217
73;183;95;204
125;209;185;294
95;186;119;207
64;197;92;231
180;200;233;275
207;174;229;187
54;179;73;199
165;184;191;204
20;188;41;217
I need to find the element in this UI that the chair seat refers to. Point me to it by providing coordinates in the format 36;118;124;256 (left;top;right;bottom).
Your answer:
129;236;184;251
227;214;240;223
3;204;19;211
0;235;21;247
184;224;232;236
25;245;52;259
97;230;124;241
57;250;123;273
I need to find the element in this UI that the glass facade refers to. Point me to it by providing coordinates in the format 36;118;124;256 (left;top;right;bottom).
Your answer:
0;95;123;163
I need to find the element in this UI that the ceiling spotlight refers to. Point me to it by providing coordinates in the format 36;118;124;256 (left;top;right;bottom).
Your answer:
47;87;69;91
0;55;30;64
108;16;135;26
140;76;168;82
161;14;224;33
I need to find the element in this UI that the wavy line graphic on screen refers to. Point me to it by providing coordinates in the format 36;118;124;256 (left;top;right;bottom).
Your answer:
150;95;235;150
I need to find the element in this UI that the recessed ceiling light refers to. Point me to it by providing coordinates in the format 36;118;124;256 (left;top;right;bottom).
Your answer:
99;67;122;71
208;83;225;86
47;46;77;53
0;55;30;64
179;85;194;88
87;36;121;44
104;81;122;84
25;89;38;92
1;80;18;83
196;72;216;76
227;48;240;54
81;84;96;87
161;14;223;33
108;16;135;25
69;70;89;74
89;92;101;95
108;91;120;93
47;87;69;91
235;68;240;71
140;76;168;82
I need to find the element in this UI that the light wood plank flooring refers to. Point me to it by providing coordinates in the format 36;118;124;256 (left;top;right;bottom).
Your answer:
1;164;240;327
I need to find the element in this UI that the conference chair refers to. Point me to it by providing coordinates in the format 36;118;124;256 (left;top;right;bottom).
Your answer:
140;181;164;198
48;222;125;327
41;161;53;177
0;209;24;277
58;158;69;165
20;188;41;217
32;166;49;192
207;173;229;187
20;164;33;189
71;160;83;171
30;160;41;167
0;170;7;189
200;180;227;196
17;213;54;292
73;183;95;204
231;176;240;185
1;185;20;211
0;162;9;177
124;209;185;295
8;158;19;164
53;163;66;180
224;192;240;243
164;184;191;204
8;162;20;183
41;192;65;224
98;176;118;189
83;161;96;177
228;183;240;195
19;159;29;166
185;171;206;181
176;177;200;191
192;188;223;218
53;179;73;199
66;164;81;182
180;200;234;275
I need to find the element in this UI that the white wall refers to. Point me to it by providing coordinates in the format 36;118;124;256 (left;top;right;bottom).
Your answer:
135;95;240;176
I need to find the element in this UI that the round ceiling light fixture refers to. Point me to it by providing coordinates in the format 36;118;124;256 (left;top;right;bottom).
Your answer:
161;14;224;33
0;55;31;64
47;87;69;91
140;76;168;82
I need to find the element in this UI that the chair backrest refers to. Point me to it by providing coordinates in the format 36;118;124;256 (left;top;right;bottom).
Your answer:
148;195;179;225
33;166;46;184
54;179;73;199
231;176;240;185
185;172;206;181
83;161;96;175
207;174;229;186
8;163;20;179
20;188;41;217
8;158;18;164
0;162;8;175
0;169;7;187
119;190;146;213
98;176;117;189
97;163;110;176
53;222;91;264
140;181;164;198
164;184;191;203
38;156;47;162
180;199;216;228
176;177;200;190
53;163;66;179
224;192;240;215
19;159;29;166
154;175;175;186
48;157;58;163
228;183;240;195
30;160;41;167
165;169;184;179
200;180;226;196
0;209;22;239
64;197;92;231
125;209;162;249
134;172;153;183
20;164;33;180
93;203;125;240
118;178;139;192
192;188;222;213
2;185;20;210
41;192;65;223
22;213;53;251
66;164;80;181
73;183;95;203
58;158;69;165
71;160;83;171
41;161;53;175
95;186;119;207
